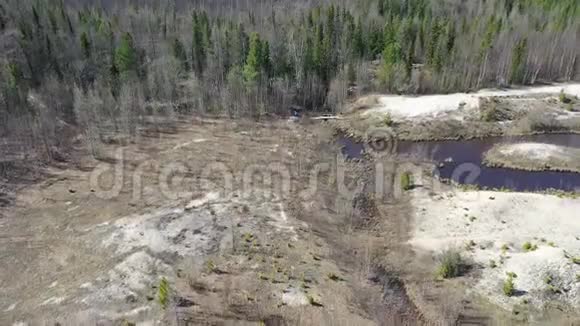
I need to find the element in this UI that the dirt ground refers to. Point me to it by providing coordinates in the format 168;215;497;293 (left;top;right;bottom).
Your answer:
0;117;435;325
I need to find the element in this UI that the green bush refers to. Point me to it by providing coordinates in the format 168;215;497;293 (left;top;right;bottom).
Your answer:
436;249;464;279
383;112;393;126
559;90;572;104
501;244;510;253
503;273;516;297
522;242;538;252
158;277;170;309
401;172;413;191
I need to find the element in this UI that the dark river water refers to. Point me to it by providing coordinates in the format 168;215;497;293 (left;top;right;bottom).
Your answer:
340;134;580;192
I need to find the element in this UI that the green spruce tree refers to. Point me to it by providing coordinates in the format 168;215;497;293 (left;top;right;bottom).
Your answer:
115;32;138;78
243;32;261;85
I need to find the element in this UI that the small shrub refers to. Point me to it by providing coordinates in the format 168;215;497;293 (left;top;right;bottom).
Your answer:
401;172;413;191
242;232;254;243
436;249;464;279
522;242;532;251
307;294;323;307
559;90;572;104
383;112;393;126
480;100;503;122
544;274;562;293
205;259;217;273
465;240;476;250
522;242;538;252
572;257;580;264
547;284;561;294
501;244;510;253
489;259;497;268
327;272;343;281
158;277;170;309
503;273;516;297
258;272;269;281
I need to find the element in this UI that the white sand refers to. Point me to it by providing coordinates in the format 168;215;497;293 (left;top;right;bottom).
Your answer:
410;189;580;309
362;83;580;120
498;143;567;160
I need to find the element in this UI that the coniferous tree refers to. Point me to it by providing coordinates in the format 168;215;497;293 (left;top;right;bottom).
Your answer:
243;32;261;85
172;37;189;72
353;19;365;59
80;32;91;59
426;18;440;66
115;32;138;78
510;38;528;84
260;40;271;77
192;12;206;76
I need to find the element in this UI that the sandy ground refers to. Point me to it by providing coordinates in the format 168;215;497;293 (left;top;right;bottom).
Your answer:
0;118;422;325
334;83;580;142
360;83;580;121
410;186;580;314
483;142;580;173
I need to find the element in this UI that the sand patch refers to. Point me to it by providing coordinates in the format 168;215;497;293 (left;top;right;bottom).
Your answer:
483;142;580;173
410;189;580;309
361;83;580;120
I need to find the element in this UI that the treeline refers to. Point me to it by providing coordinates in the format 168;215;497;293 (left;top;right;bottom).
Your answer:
0;0;578;162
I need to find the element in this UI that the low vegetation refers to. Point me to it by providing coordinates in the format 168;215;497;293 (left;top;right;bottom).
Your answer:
205;259;217;273
503;272;517;297
436;249;465;279
522;242;538;252
559;90;573;104
327;272;344;282
158;277;170;309
401;172;413;191
544;274;562;294
307;294;323;307
501;244;510;253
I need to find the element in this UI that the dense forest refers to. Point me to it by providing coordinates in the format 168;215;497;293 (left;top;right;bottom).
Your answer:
0;0;578;162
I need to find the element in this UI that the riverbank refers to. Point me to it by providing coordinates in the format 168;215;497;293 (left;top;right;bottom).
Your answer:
483;143;580;173
335;83;580;142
